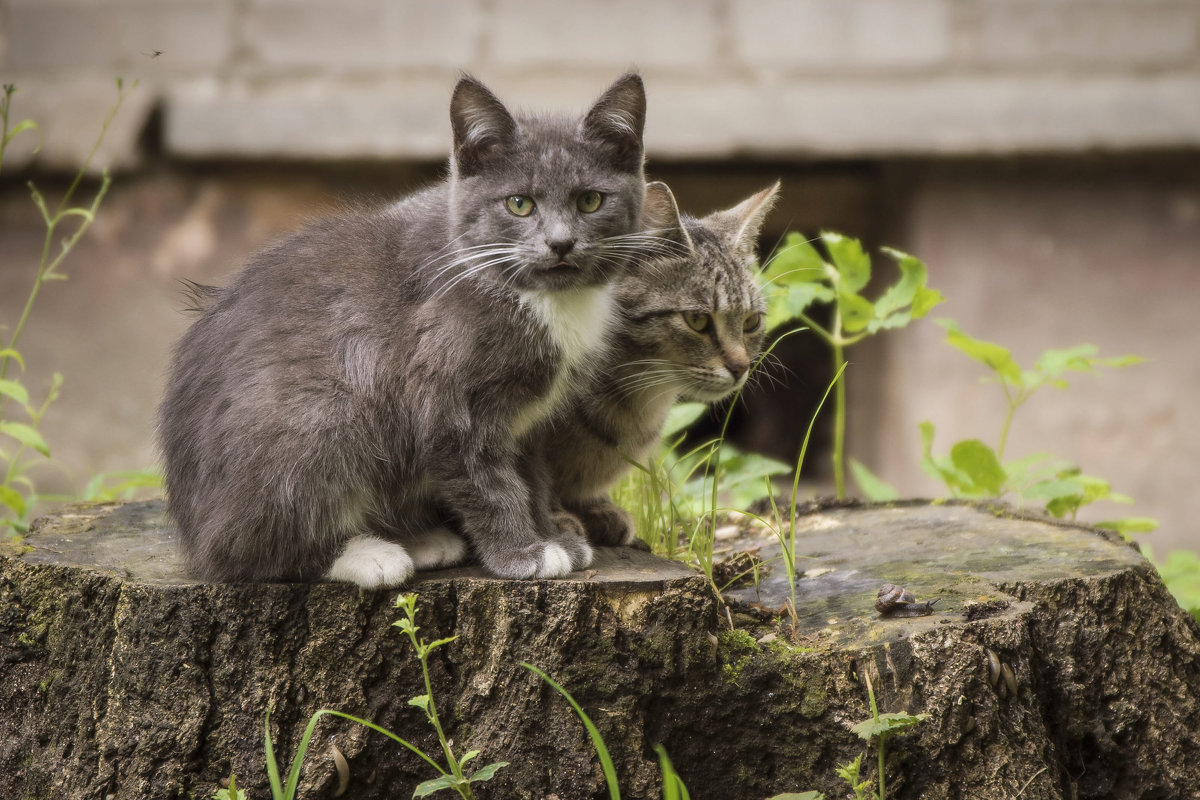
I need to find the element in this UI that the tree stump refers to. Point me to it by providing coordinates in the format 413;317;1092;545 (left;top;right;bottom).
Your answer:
2;499;1197;800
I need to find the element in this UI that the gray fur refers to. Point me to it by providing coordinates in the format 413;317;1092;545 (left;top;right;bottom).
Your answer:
538;181;780;545
158;74;647;585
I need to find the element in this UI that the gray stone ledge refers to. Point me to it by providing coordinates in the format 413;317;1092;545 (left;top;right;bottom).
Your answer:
163;74;1200;162
6;72;1200;171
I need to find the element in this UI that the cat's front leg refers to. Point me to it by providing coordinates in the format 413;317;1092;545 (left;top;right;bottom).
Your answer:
523;442;596;570
406;526;469;570
566;496;637;546
437;447;587;580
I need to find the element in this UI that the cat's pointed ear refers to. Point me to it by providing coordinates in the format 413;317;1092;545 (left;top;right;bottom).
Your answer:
580;73;646;174
450;76;518;178
642;181;693;252
707;182;781;265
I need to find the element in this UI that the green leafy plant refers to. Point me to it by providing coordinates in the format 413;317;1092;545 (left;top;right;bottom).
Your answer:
254;594;506;800
0;79;137;533
844;671;925;800
766;672;923;800
833;754;870;800
392;593;508;798
856;318;1154;536
760;232;943;498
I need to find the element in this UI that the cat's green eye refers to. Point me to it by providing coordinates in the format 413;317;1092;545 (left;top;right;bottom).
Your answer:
505;195;535;217
576;190;604;213
682;311;711;333
743;313;763;333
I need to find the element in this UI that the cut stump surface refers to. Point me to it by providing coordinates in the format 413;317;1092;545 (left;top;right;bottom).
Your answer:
2;499;1197;800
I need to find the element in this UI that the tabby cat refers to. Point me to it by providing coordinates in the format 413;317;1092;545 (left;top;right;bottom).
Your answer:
158;74;648;587
537;181;779;545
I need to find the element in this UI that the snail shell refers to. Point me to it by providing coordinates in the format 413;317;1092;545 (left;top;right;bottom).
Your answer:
875;584;938;617
985;648;1002;688
1001;662;1018;699
330;743;350;797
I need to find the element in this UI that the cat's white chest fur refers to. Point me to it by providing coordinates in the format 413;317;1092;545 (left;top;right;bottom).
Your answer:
511;285;614;439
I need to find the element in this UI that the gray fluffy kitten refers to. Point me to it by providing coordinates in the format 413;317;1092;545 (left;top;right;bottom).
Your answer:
538;181;779;545
158;74;648;587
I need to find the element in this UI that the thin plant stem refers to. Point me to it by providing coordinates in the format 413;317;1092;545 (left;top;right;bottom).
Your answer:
995;379;1020;463
793;310;860;499
2;176;110;385
864;671;885;800
786;360;847;612
0;79;130;386
831;340;848;499
421;646;469;792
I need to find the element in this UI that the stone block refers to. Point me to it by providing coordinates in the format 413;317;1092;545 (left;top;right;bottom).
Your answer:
242;0;480;70
164;78;454;159
160;72;1200;161
644;74;1200;158
4;1;232;71
970;0;1199;67
487;0;721;69
730;0;952;70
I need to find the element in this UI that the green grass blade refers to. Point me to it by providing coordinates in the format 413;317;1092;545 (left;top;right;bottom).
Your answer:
654;744;691;800
522;663;620;800
788;360;848;601
264;709;285;800
282;710;328;799
319;710;445;774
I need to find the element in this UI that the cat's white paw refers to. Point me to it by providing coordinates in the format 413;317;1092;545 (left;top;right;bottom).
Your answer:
326;535;414;588
408;527;468;570
569;538;595;570
535;542;574;579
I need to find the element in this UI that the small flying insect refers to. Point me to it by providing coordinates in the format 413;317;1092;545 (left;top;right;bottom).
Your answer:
143;50;164;59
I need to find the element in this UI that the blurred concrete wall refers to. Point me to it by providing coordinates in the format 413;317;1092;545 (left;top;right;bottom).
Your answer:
4;0;1200;166
1;0;1198;553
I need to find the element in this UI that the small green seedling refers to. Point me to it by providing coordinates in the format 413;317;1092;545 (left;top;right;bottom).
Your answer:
766;671;926;800
0;79;149;533
761;232;943;498
847;671;926;800
853;318;1154;536
252;594;506;800
213;774;247;800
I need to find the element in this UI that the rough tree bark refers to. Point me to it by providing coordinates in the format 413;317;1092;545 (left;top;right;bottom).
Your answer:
1;499;1197;800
